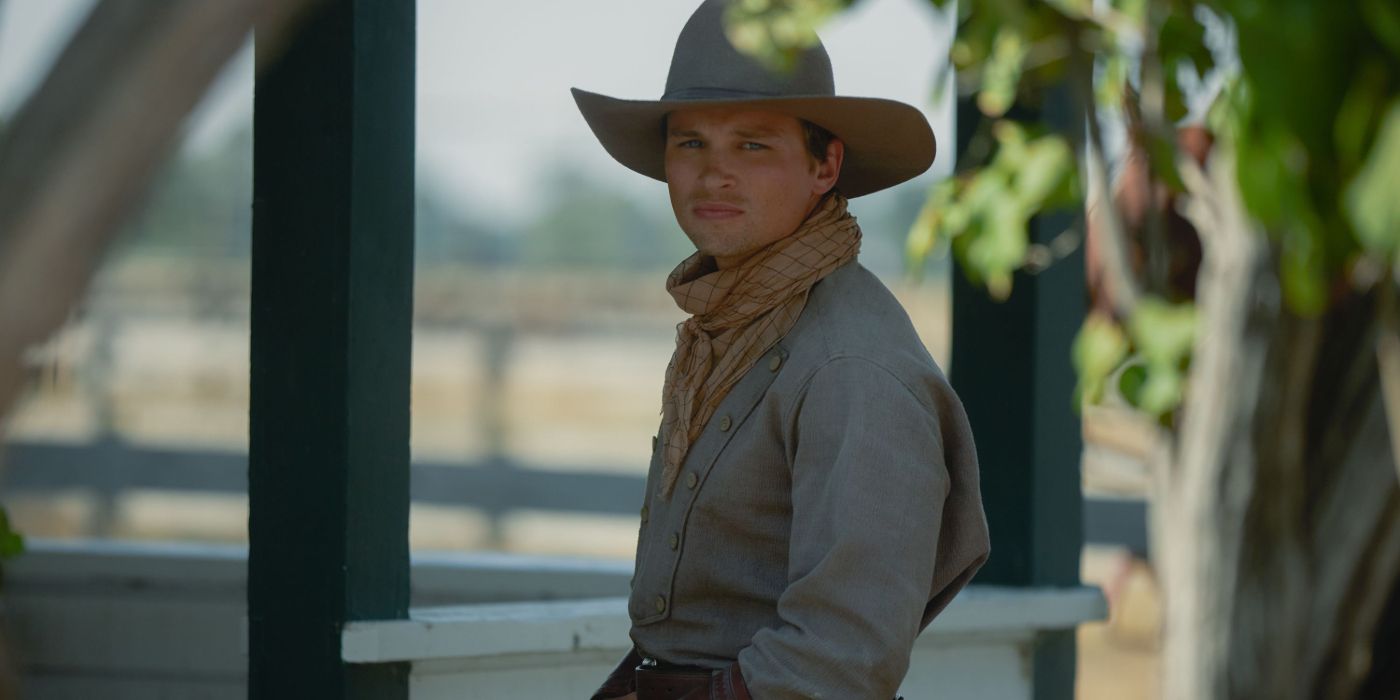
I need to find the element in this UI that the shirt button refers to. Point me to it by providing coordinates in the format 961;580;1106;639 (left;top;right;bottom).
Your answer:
669;532;680;550
654;595;667;613
640;505;649;523
769;355;783;372
718;415;732;431
686;472;699;489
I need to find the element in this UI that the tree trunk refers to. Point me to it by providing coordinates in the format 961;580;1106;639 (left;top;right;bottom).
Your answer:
1156;151;1400;699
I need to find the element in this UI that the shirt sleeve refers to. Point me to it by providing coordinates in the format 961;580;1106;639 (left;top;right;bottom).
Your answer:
736;357;952;699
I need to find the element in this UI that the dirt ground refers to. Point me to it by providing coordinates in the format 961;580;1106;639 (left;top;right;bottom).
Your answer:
1078;548;1161;699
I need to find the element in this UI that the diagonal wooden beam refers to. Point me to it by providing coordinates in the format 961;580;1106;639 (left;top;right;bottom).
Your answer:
0;0;319;426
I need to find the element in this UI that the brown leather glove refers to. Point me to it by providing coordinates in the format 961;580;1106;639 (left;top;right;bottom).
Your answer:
590;647;643;700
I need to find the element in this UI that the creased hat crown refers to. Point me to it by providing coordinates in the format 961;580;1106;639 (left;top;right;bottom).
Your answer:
663;0;835;101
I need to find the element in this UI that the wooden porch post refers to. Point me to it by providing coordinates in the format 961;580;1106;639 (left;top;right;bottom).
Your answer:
950;92;1086;699
248;1;415;698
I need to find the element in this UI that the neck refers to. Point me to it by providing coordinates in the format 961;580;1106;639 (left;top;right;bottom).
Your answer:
712;251;749;270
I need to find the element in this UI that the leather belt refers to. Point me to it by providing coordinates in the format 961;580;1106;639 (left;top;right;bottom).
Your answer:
636;658;741;700
636;657;905;700
635;666;713;700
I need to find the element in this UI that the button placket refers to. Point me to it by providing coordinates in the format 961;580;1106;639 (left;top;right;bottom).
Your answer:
635;346;786;628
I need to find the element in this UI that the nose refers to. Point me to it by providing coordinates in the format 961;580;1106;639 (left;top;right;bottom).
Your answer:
698;151;735;190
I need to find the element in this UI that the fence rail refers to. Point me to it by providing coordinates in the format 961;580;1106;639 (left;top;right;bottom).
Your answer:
0;439;1149;556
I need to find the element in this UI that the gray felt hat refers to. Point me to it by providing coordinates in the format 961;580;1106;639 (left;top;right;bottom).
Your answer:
571;0;936;198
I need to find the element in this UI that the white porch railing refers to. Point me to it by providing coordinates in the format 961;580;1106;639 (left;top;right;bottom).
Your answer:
347;587;1105;699
2;540;1104;699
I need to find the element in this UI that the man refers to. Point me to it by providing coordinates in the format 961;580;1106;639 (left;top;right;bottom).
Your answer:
572;1;989;698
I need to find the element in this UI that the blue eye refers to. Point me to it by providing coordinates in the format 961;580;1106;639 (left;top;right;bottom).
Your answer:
676;139;702;148
741;142;767;150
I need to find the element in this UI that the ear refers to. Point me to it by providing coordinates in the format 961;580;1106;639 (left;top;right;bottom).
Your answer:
813;138;844;195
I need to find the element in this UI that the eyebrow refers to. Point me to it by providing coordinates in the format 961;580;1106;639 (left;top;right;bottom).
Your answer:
665;127;782;138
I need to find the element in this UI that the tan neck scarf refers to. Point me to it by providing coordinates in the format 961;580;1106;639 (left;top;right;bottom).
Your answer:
658;192;861;497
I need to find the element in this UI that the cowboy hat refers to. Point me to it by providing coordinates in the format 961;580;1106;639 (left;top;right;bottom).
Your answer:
571;0;936;198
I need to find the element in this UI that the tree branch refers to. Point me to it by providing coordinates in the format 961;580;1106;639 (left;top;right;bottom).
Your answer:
0;0;320;426
1075;45;1142;319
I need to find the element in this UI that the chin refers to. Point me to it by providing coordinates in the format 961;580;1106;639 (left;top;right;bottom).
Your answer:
685;232;735;256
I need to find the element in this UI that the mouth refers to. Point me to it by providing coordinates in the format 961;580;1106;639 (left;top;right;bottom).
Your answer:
692;201;744;220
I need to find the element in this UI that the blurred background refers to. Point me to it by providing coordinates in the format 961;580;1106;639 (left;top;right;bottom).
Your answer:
0;1;1156;697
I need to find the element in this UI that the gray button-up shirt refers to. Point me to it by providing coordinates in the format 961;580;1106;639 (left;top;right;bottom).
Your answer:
628;261;990;699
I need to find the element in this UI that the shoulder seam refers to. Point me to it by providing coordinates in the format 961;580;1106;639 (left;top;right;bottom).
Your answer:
780;354;937;429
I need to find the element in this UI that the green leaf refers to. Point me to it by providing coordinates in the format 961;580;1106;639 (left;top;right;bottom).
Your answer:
1158;11;1214;80
1164;68;1190;125
1361;0;1400;60
1073;313;1131;407
1112;0;1148;26
961;165;1011;219
1206;75;1245;143
906;179;958;267
1097;53;1129;112
1333;61;1388;171
1129;298;1196;367
1014;135;1075;209
915;120;1061;301
1137;363;1185;416
977;29;1028;118
0;533;22;560
950;38;978;70
986;270;1014;300
964;200;1030;298
942;196;974;234
991;118;1030;159
723;0;847;72
1118;362;1148;407
1145;129;1185;191
1125;298;1197;417
1235;124;1308;228
1346;100;1400;257
1279;221;1330;315
1044;0;1092;20
0;506;24;561
906;201;940;268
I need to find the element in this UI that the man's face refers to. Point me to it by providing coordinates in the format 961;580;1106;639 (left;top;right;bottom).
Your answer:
664;107;843;269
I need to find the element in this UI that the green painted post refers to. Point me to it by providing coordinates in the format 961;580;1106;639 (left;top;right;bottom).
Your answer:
248;1;415;698
949;92;1085;699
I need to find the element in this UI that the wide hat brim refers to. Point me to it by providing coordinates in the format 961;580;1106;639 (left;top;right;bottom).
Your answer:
571;87;936;199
